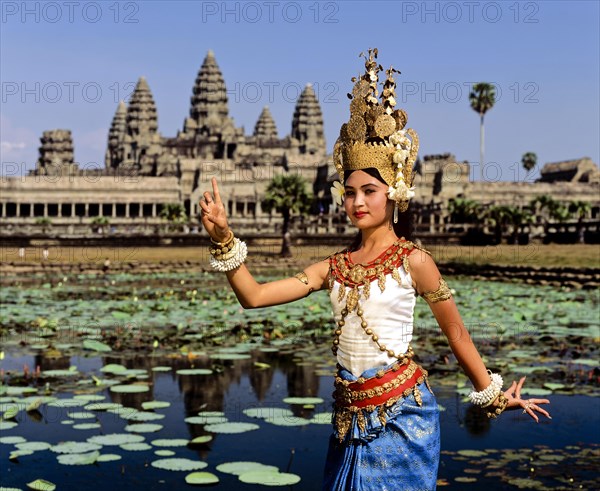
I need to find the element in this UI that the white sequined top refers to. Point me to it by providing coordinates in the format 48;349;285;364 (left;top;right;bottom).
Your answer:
330;265;417;377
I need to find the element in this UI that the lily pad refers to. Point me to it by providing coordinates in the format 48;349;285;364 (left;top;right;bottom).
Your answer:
185;472;220;485
150;457;208;471
110;384;150;393
97;453;122;462
57;450;100;465
27;480;56;491
239;470;301;486
176;368;213;375
120;442;152;451
282;397;324;405
204;422;259;434
0;435;27;444
15;441;51;452
73;423;102;430
141;401;171;410
83;339;112;352
88;433;145;446
127;412;165;422
50;441;102;454
185;415;228;425
151;438;189;447
189;435;213;444
124;423;163;433
216;461;279;476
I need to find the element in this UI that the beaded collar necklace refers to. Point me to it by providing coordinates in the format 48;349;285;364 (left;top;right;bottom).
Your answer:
329;239;417;361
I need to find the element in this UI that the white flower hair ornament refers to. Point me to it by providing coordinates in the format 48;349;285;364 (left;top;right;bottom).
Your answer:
387;129;416;216
331;180;345;206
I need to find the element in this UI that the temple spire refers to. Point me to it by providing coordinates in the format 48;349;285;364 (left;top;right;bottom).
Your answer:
126;77;158;137
189;50;229;132
105;100;127;168
253;106;278;140
291;84;325;154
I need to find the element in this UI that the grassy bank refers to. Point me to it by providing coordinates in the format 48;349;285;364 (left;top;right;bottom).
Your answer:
2;243;598;269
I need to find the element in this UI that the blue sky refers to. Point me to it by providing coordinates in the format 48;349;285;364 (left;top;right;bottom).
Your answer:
1;0;598;182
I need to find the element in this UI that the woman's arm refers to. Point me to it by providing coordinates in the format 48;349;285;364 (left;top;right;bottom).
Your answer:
199;177;330;309
408;249;551;421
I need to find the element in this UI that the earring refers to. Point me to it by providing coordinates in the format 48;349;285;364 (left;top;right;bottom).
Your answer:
393;203;399;224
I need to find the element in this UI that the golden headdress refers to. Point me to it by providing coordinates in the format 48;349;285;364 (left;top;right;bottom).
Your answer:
333;48;419;212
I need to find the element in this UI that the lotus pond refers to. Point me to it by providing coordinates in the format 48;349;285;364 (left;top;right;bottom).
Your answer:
0;271;598;490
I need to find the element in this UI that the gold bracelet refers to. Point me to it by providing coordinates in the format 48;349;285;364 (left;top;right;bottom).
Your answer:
422;278;452;303
209;230;235;256
210;230;234;248
485;393;509;419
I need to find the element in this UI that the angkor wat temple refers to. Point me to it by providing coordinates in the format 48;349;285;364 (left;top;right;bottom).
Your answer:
1;51;599;241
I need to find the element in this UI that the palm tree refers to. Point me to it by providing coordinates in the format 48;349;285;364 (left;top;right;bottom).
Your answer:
504;206;533;245
160;203;187;232
469;83;496;180
570;200;591;243
447;198;483;224
485;205;511;244
521;152;537;172
261;173;313;257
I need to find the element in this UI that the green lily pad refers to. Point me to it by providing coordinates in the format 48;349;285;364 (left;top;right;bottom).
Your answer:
523;388;552;396
189;435;213;444
15;441;51;452
97;453;122;462
27;479;56;491
124;423;163;433
185;471;220;485
10;449;34;460
0;421;18;430
151;366;172;372
57;450;100;465
243;408;293;419
151;438;189;447
83;339;112;352
216;461;279;476
543;382;566;391
84;402;123;411
283;397;324;405
100;363;128;373
150;457;208;471
176;368;213;375
0;435;27;444
67;411;97;419
120;442;152;451
457;450;488;457
110;384;150;393
185;415;228;425
141;401;171;410
73;423;102;430
127;412;165;422
88;433;145;446
204;422;259;434
239;470;301;486
50;441;102;454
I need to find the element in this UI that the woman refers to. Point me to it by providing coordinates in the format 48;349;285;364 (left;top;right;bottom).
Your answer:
199;50;551;490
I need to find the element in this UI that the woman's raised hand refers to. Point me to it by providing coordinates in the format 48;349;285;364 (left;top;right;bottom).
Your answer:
504;376;551;423
199;177;230;241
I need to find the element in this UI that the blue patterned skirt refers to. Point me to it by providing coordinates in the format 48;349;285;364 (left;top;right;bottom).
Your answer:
322;363;440;491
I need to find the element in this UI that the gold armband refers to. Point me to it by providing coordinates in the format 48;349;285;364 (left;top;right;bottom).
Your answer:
294;272;309;285
421;278;452;303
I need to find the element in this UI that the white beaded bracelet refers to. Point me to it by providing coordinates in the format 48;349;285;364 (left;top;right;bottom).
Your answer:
468;372;503;407
209;238;247;272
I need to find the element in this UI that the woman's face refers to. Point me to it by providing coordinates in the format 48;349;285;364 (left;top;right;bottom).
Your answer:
344;170;393;229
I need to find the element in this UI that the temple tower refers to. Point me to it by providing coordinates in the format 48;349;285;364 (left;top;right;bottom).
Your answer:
291;84;326;155
253;106;278;141
34;129;78;176
105;100;127;169
122;77;162;173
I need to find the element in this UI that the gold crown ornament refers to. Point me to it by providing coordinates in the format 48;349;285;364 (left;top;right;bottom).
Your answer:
332;48;419;217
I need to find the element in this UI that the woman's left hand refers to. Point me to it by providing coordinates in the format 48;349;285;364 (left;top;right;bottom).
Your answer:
503;376;551;423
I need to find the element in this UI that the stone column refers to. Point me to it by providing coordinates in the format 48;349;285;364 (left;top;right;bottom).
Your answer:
85;203;89;217
125;203;130;218
243;200;248;216
112;203;116;218
30;204;34;217
138;203;143;218
43;203;48;217
16;203;21;217
72;204;76;218
152;203;156;217
1;203;5;218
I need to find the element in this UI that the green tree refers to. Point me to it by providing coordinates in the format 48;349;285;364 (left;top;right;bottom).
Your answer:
261;173;313;257
521;152;537;172
160;203;187;232
90;216;110;234
570;200;591;243
485;205;511;244
504;206;533;245
469;83;496;180
447;198;484;224
35;217;52;234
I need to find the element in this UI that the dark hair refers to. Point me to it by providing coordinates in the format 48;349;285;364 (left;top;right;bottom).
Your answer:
344;168;414;251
